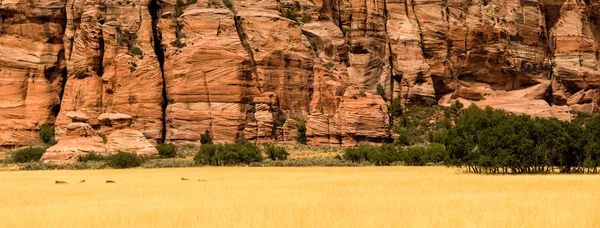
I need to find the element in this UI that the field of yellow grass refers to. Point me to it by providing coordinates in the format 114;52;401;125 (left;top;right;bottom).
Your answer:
1;166;599;227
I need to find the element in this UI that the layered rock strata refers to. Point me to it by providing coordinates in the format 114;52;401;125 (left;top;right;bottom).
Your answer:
42;112;158;162
3;0;600;147
103;113;159;157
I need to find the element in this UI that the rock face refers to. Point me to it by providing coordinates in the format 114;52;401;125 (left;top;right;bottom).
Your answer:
55;0;164;144
0;0;66;146
4;0;600;147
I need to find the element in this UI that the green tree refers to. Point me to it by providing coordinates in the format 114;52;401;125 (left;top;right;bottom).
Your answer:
388;98;403;117
201;130;213;144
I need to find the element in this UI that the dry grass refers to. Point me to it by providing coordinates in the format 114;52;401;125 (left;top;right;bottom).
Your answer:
0;167;599;227
286;144;343;159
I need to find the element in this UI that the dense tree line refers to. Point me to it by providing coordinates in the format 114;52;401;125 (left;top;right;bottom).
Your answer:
445;104;599;174
343;143;446;166
346;104;600;174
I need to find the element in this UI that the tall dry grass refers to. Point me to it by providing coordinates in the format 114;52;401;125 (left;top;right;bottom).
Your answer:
0;167;599;227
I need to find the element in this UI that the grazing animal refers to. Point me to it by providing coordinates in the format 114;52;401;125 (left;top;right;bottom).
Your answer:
79;180;85;183
181;178;189;180
55;180;67;184
106;180;115;184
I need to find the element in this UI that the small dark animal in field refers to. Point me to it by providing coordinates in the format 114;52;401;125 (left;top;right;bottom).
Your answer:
55;180;67;184
198;179;207;182
79;180;85;183
106;180;115;184
181;178;189;180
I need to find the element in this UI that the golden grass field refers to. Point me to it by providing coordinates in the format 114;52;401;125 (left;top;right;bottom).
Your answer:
1;167;599;228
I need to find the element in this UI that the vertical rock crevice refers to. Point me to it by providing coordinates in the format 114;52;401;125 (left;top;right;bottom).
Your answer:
233;15;262;94
383;0;394;101
148;0;168;143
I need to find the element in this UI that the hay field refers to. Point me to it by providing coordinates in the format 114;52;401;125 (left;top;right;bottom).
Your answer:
0;167;599;228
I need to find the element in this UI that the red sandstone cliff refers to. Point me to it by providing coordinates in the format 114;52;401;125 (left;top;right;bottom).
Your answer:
2;0;600;147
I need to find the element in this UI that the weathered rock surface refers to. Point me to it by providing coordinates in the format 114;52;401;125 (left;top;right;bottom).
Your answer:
4;0;600;147
106;128;159;156
42;111;105;162
307;88;390;146
55;0;164;144
42;111;158;161
103;112;159;156
0;0;67;146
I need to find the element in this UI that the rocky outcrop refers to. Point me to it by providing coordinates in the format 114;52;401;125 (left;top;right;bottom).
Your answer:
306;88;389;146
103;113;159;157
42;112;158;162
4;0;600;147
42;111;106;162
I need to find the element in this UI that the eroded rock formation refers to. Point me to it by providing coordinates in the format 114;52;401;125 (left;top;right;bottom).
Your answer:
103;113;159;157
42;112;158;162
42;111;106;162
3;0;600;147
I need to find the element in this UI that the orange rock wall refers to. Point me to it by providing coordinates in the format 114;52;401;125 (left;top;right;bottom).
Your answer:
2;0;600;146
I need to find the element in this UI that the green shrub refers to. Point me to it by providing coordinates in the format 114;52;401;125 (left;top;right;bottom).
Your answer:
427;143;446;163
235;137;249;145
129;46;143;56
12;147;45;163
221;0;234;12
388;98;403;117
296;119;307;144
301;14;311;23
156;143;177;158
376;84;386;100
264;144;289;161
402;146;427;166
425;97;437;106
97;133;107;144
343;145;373;163
429;129;447;144
200;130;213;144
324;62;334;69
441;117;452;129
105;151;142;169
194;143;262;166
39;124;56;145
77;152;105;162
395;128;425;145
450;100;464;110
281;8;300;21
